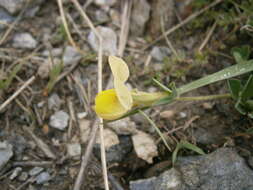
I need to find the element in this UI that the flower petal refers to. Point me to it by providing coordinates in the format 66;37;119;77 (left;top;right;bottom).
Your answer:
108;56;129;82
114;79;133;110
94;89;128;120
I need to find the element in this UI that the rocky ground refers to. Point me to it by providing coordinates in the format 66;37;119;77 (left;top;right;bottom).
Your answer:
0;0;253;190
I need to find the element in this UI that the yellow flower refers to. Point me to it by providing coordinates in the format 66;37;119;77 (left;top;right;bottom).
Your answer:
94;56;169;120
94;89;129;120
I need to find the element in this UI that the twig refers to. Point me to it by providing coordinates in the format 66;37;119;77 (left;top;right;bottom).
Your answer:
143;0;223;50
13;161;53;167
23;126;57;159
0;76;35;112
198;21;217;52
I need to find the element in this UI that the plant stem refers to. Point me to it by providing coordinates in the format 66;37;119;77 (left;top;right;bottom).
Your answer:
176;93;231;101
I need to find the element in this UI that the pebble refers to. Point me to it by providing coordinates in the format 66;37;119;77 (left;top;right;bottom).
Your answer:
107;118;137;135
63;46;82;66
96;128;119;150
9;167;22;180
0;0;26;14
12;33;37;49
18;172;28;181
29;167;44;176
0;141;13;170
94;0;116;7
0;8;14;30
48;93;62;110
36;172;51;184
95;10;109;22
67;143;81;157
77;112;87;119
41;48;63;57
87;26;117;55
49;110;69;130
130;0;150;36
150;46;171;61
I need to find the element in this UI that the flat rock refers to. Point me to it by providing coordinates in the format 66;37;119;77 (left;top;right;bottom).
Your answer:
0;0;26;14
0;7;14;30
49;111;69;130
36;172;51;184
48;93;62;110
12;32;37;49
150;46;171;62
130;148;253;190
87;26;117;55
67;143;81;157
0;141;13;171
130;0;150;37
63;46;82;66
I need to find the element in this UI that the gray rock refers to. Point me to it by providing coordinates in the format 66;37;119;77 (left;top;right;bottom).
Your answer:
94;0;116;7
18;172;28;181
12;33;37;49
8;134;28;160
0;0;26;14
0;141;13;171
36;172;51;184
130;148;253;190
67;143;81;157
49;110;69;130
9;167;22;180
0;8;14;30
42;48;63;57
130;0;150;36
150;46;171;61
48;93;62;110
95;10;109;22
87;26;117;55
63;46;82;66
29;167;43;176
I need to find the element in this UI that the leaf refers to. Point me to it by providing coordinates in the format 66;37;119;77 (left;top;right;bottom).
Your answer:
108;56;129;82
177;61;253;95
231;45;251;63
235;100;247;115
227;79;241;100
240;75;253;101
152;78;172;93
114;79;133;110
154;82;177;106
172;140;205;165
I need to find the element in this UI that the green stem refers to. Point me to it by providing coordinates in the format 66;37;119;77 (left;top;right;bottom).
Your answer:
176;93;231;101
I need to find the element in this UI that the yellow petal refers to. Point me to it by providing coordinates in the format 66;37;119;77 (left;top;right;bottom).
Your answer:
94;89;128;120
114;79;133;110
108;56;129;82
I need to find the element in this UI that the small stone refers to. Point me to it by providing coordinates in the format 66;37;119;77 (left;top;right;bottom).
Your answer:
67;143;81;157
107;118;137;135
132;131;158;164
0;141;13;170
9;167;22;180
48;93;62;110
151;46;171;61
49;111;69;130
160;110;175;119
12;33;37;49
77;112;87;119
0;0;26;14
0;8;14;30
95;10;109;22
42;48;63;57
37;58;61;79
179;112;187;118
18;172;28;181
94;0;116;7
87;26;117;55
29;167;44;176
63;46;82;66
36;172;51;184
130;0;150;36
96;128;119;150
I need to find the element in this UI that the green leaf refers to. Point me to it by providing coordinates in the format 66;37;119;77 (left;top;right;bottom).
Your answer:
172;140;205;165
153;82;177;106
235;101;247;115
240;75;253;101
231;45;251;63
152;78;172;93
227;79;241;100
177;61;253;95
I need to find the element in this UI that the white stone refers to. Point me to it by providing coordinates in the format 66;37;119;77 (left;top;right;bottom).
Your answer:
63;46;82;66
12;33;37;49
67;143;81;157
49;111;69;130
